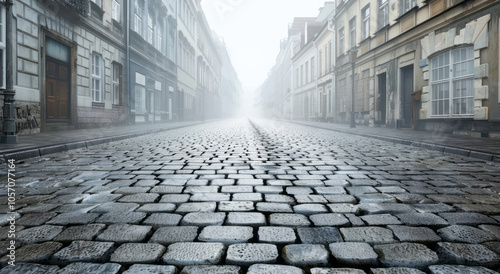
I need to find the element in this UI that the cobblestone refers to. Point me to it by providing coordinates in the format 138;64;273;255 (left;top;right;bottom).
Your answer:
226;243;278;266
329;242;378;266
247;264;304;274
162;242;225;265
374;243;439;269
258;226;297;244
110;243;166;263
282;244;329;266
198;226;253;243
123;264;176;274
436;242;500;267
51;241;115;263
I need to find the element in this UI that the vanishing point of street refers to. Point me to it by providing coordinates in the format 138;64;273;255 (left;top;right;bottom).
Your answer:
2;119;500;273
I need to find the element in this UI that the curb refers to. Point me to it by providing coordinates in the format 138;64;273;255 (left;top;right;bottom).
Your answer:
286;120;500;163
0;122;204;163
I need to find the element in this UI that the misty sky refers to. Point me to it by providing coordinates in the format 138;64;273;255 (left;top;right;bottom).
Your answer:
200;0;329;97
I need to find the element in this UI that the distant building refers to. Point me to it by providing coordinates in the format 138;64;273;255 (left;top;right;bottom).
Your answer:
216;38;242;118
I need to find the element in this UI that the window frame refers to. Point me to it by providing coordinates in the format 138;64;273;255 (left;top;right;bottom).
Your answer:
338;27;345;55
112;62;122;105
91;52;103;103
401;0;416;15
349;17;356;49
430;46;474;117
134;0;144;37
362;5;370;40
378;0;389;30
112;0;121;22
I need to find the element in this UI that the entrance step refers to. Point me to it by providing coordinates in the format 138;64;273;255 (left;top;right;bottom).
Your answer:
43;123;76;132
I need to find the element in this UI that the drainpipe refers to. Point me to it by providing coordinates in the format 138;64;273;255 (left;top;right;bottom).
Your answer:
327;18;336;123
1;0;16;144
126;0;132;125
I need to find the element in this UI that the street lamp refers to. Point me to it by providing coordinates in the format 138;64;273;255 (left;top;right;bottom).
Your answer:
348;48;358;128
1;0;16;143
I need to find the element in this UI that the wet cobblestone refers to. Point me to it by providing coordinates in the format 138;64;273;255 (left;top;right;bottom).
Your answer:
2;119;500;272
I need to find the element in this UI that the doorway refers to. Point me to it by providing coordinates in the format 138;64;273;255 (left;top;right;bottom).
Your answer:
45;58;70;120
400;65;414;128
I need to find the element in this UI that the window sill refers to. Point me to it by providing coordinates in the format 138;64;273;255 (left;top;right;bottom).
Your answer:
92;102;105;108
395;6;418;22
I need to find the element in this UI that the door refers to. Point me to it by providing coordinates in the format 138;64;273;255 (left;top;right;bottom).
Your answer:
45;59;70;120
321;92;327;119
401;66;414;128
377;73;386;124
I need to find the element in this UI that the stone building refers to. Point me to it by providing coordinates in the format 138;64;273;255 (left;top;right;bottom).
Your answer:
335;0;500;135
2;0;128;134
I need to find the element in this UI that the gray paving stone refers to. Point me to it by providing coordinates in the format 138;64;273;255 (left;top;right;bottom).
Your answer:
136;203;176;212
159;194;190;203
150;186;184;194
226;243;278;266
211;179;236;186
267;179;293;186
190;193;230;202
282;244;329;266
358;203;415;214
149;226;198;244
162;242;225;265
54;224;106;242
51;204;99;213
96;224;152;243
346;186;378;195
315;187;346;195
437;225;496;243
0;263;60;273
232;193;262;201
294;195;328;204
247;264;304;274
198;226;253;243
356;193;396;203
46;213;100;225
142;213;183;227
323;194;357;203
269;213;311;227
181;212;226;226
180;265;241;274
16;225;64;243
81;194;122;204
436;242;500;267
118;193;159;203
340;227;396;245
254;186;283;194
309;213;350;226
361;214;402;225
374;243;439;270
256;202;293;213
428;264;499;274
327;204;360;214
221;186;253;193
329;242;378;266
123;264;176;274
58;262;122;273
286;187;313;195
90;202;140;213
370;267;426;274
439;212;498;225
110;243;166;264
264;194;296;204
412;204;455;213
310;268;366;274
218;201;254;211
175;202;217;213
113;186;151;194
16;213;57;226
396;213;448;226
226;212;266;226
236;179;263;185
0;241;62;263
96;212;147;224
387;225;441;244
184;186;219;193
258;226;297;244
51;241;115;263
293;204;329;215
297;227;342;244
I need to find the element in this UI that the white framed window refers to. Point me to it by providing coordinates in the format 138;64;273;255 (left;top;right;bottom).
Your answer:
319;50;323;76
156;22;163;52
310;57;315;80
431;47;474;117
134;0;144;36
0;5;5;89
305;61;309;83
91;52;103;102
135;85;145;114
112;0;121;22
112;63;122;105
147;11;154;44
300;65;303;86
339;27;345;55
91;0;102;7
362;5;370;40
378;0;389;30
401;0;416;15
349;17;356;49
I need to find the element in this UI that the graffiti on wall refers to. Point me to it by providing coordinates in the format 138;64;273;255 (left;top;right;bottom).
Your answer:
16;105;39;133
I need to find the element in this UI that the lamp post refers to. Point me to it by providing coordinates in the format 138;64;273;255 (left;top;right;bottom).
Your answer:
348;48;358;128
1;0;16;143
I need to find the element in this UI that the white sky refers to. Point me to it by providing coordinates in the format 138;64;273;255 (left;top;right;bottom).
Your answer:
200;0;328;96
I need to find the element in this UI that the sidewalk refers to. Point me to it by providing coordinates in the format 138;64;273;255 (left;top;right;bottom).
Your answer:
0;120;204;161
286;120;500;162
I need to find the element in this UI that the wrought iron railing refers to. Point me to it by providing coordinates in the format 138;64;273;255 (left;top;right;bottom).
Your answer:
65;0;89;16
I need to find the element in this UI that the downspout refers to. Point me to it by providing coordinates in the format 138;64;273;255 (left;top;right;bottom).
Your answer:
312;40;318;121
126;0;132;125
327;18;336;123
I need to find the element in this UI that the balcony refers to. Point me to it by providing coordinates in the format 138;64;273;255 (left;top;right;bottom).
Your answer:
64;0;90;17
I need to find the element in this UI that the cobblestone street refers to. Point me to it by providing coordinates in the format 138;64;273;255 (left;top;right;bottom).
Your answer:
2;119;500;273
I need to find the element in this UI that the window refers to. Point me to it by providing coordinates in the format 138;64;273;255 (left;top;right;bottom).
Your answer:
401;0;416;15
156;21;163;51
91;53;103;102
362;5;370;40
112;63;122;105
310;57;315;80
135;85;145;114
319;50;323;76
134;0;144;36
378;0;389;30
431;47;474;117
305;61;309;83
112;0;121;22
91;0;101;7
327;42;332;72
296;68;299;88
300;65;304;86
0;6;5;89
147;11;154;44
339;27;345;55
349;17;356;48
